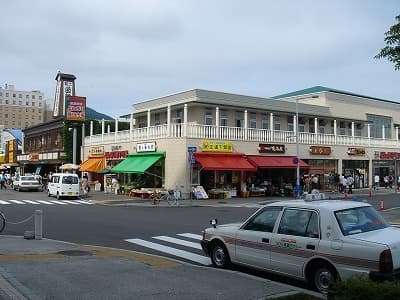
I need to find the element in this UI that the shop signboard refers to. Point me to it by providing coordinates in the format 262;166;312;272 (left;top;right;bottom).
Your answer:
137;142;156;152
347;147;365;156
309;146;331;155
105;150;128;160
379;152;400;160
258;143;285;154
66;96;86;122
89;146;104;157
29;153;39;161
201;140;233;152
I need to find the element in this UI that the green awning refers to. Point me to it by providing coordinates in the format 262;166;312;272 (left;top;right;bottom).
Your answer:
111;152;165;174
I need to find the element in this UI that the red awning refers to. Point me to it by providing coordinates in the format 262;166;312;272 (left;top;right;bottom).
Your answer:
194;152;256;171
246;155;309;169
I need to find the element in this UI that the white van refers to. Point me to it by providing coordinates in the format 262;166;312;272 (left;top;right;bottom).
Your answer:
47;173;80;199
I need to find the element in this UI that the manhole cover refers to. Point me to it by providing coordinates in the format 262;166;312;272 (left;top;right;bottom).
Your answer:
57;250;93;257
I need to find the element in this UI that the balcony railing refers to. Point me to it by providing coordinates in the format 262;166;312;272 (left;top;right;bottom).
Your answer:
85;123;400;148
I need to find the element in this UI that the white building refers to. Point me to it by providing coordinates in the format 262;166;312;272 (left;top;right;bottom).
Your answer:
81;86;400;197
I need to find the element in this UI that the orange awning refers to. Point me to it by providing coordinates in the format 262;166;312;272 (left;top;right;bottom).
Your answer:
79;156;106;172
193;152;256;171
246;155;309;169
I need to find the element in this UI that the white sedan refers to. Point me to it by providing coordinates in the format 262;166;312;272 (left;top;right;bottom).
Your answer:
13;176;42;192
201;195;400;293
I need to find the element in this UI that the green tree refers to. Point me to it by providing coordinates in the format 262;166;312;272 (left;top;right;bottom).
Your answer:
375;15;400;70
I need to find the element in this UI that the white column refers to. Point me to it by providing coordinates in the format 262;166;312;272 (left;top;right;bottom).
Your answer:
147;109;151;139
130;113;134;140
367;123;371;145
293;115;297;133
244;110;248;140
90;121;93;145
351;122;355;137
101;119;105;143
82;123;85;146
396;127;399;141
382;125;385;140
183;104;188;137
167;105;171;137
115;119;118;142
215;107;220;139
314;117;318;134
107;124;111;135
333;119;337;144
270;112;274;131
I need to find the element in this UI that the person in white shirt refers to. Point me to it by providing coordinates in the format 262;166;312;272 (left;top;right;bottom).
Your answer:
374;174;380;190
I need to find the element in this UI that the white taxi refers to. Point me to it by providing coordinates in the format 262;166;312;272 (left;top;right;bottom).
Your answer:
201;194;400;293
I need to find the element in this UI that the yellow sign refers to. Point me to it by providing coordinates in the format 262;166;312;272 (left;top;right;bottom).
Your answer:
201;140;233;152
89;146;105;156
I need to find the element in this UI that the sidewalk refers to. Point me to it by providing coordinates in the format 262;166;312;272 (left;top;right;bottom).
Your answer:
0;236;323;300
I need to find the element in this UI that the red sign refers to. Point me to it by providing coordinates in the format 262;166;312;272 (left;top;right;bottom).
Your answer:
66;96;86;122
105;150;128;160
380;152;400;160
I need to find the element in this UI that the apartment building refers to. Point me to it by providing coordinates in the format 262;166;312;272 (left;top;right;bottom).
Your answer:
0;84;44;129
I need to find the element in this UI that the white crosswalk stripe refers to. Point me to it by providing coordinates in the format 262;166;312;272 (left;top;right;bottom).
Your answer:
0;199;94;205
37;200;55;205
177;233;202;240
125;238;211;265
124;232;211;265
9;200;26;204
153;236;202;249
23;200;41;205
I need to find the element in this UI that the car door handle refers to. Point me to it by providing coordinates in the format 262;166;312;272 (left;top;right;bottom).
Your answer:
262;238;269;243
306;244;315;250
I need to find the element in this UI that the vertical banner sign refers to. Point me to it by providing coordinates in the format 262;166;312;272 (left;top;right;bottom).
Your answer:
53;79;61;117
63;81;73;115
66;96;86;122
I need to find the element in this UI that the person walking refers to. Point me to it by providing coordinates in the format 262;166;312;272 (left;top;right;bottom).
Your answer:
81;175;89;197
0;173;7;189
347;175;354;194
374;174;380;190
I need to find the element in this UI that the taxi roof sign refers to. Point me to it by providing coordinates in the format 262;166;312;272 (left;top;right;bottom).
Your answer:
304;191;327;201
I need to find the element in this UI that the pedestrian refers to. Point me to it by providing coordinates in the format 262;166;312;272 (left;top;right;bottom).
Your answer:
384;175;389;189
347;175;354;194
374;174;380;190
339;174;345;193
311;175;319;191
81;175;89;197
388;175;394;189
342;176;348;194
328;173;334;191
0;172;7;189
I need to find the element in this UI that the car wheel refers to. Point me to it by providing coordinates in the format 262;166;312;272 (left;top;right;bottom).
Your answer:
312;264;337;294
210;242;231;268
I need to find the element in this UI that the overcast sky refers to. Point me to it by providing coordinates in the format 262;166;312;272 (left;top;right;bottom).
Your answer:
1;0;399;119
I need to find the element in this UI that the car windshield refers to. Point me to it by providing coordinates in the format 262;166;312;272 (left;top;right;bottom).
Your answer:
335;206;388;236
62;176;78;184
21;176;35;181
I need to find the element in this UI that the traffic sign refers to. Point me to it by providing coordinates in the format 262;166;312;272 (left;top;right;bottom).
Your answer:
187;147;197;152
188;157;196;164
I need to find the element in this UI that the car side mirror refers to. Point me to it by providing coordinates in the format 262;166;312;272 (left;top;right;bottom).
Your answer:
210;219;218;228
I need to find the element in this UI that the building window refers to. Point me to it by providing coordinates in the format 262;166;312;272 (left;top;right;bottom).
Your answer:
26;101;29;106
220;109;228;126
38;102;42;107
13;93;16;98
26;95;29;99
4;114;8;118
274;115;281;131
13;100;16;105
367;115;391;138
5;100;8;104
138;116;146;128
261;113;270;129
19;94;22;98
18;100;22;105
32;102;35;106
236;111;244;127
154;113;161;126
5;93;9;97
205;108;213;125
299;118;305;132
249;112;257;128
288;119;294;132
39;96;42;100
339;122;346;135
355;123;362;137
32;95;35;99
319;120;326;134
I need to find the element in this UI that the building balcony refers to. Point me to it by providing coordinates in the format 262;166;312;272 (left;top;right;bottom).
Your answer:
84;123;399;149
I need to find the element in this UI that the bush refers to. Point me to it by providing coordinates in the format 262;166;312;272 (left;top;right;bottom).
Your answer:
328;278;400;300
